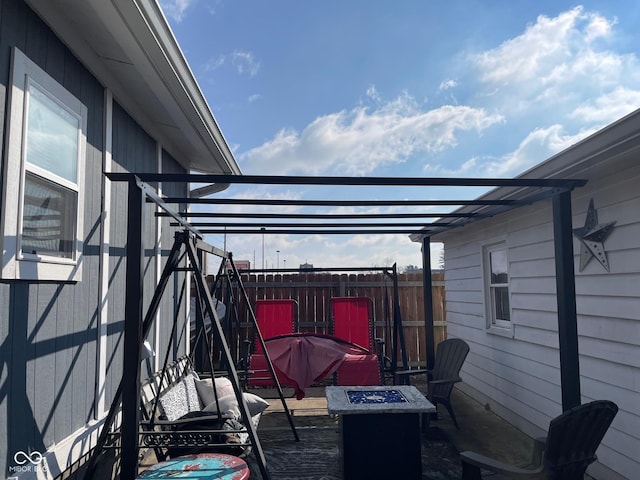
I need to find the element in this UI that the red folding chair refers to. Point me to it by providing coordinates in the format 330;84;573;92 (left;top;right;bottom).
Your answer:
330;297;374;350
330;297;382;386
335;353;382;386
248;299;297;387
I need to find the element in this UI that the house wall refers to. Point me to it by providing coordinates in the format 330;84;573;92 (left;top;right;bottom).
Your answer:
438;162;640;479
105;101;160;406
0;0;190;477
0;0;104;476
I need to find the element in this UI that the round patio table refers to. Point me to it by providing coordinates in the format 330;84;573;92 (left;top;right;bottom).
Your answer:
137;453;250;479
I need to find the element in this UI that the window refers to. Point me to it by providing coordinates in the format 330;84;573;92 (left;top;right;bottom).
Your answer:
1;48;87;281
484;242;512;331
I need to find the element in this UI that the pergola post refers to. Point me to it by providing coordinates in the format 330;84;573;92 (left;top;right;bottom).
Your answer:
422;236;435;370
121;177;145;479
552;191;581;411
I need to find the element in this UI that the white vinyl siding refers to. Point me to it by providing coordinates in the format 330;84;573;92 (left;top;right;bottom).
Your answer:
438;160;640;480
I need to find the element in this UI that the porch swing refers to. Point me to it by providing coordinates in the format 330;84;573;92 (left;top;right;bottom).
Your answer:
235;264;410;398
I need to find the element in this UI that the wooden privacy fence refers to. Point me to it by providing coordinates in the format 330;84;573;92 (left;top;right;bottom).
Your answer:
215;271;445;368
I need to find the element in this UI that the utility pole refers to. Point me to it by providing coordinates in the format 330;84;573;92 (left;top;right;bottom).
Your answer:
261;227;265;270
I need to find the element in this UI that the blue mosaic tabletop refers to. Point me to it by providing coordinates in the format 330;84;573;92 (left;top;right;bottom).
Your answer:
346;389;408;404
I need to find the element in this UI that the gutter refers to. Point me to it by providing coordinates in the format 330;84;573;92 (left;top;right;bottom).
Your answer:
190;183;231;198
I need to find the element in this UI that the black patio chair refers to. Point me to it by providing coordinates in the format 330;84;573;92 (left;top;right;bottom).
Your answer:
395;337;470;429
460;399;618;480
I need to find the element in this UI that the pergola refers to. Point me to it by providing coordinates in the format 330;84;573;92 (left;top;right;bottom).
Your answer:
104;172;587;480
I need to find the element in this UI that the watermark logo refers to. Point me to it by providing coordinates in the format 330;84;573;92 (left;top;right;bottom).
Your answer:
9;450;47;474
14;451;43;465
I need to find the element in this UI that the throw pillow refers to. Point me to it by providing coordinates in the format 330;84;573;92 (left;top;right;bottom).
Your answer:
214;377;235;398
158;376;201;421
243;392;270;416
159;384;189;421
194;378;215;407
194;377;242;409
203;395;241;419
203;393;270;418
182;374;201;412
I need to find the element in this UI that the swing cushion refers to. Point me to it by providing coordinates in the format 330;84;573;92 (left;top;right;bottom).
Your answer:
159;374;202;421
141;356;268;460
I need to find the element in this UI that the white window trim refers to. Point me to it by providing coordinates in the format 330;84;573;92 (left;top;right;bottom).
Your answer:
96;89;112;418
482;240;514;337
1;47;87;281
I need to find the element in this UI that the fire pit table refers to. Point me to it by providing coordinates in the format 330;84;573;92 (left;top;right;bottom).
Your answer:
326;385;436;480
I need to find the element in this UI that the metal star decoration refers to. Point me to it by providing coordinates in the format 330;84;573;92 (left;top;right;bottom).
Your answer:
572;198;616;272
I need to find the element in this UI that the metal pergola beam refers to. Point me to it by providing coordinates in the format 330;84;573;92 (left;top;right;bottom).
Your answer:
198;229;438;235
179;221;451;228
241;266;395;274
164;198;522;206
552;191;581;411
160;212;492;219
422;237;435;370
121;176;145;479
195;237;228;258
106;172;586;189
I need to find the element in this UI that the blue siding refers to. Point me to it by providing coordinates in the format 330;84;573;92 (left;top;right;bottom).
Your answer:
0;1;195;476
106;102;158;405
161;150;189;361
0;0;102;475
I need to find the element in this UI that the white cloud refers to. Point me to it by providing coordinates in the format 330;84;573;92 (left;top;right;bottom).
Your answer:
474;7;601;86
203;55;225;73
239;8;640;179
231;50;261;76
585;12;615;41
366;85;382;103
159;0;195;22
445;5;640;177
202;51;261;77
206;197;443;270
423;157;479;176
480;125;596;177
424;124;598;178
224;232;426;271
469;6;640;116
435;6;638;123
204;0;224;17
240;93;503;175
570;87;640;123
439;79;458;91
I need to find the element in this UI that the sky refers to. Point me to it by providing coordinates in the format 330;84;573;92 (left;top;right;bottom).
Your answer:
158;1;640;272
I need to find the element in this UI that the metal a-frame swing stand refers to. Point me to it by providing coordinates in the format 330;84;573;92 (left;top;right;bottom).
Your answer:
181;231;299;476
84;229;298;480
199;240;300;445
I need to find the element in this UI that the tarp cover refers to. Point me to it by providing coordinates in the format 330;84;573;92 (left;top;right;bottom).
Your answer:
264;333;373;399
